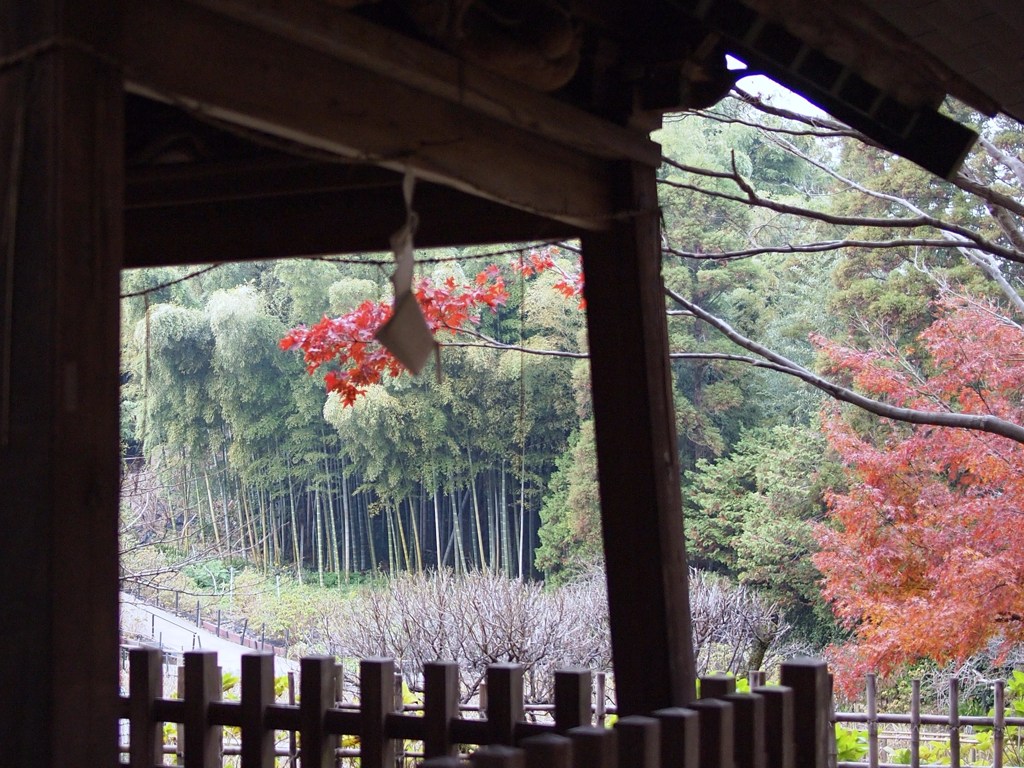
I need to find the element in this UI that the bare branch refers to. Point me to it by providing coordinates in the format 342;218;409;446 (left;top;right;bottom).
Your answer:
978;135;1024;188
664;286;1024;445
663;238;982;262
688;107;857;140
657;171;1024;265
954;172;1024;219
731;87;854;135
441;326;587;359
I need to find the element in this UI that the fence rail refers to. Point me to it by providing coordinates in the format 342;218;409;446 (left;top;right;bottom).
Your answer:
118;648;832;768
834;674;1023;768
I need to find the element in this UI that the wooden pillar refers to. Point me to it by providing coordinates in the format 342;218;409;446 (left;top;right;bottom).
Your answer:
581;161;696;715
0;3;123;766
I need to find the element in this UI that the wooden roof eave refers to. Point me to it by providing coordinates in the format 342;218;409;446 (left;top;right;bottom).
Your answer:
120;0;663;236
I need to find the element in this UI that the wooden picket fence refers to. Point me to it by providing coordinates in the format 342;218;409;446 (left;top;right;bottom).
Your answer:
118;648;833;768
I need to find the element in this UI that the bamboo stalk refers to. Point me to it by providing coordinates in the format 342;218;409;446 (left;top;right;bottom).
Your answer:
341;460;352;580
467;451;487;569
314;488;325;586
286;471;302;583
408;497;423;573
433;482;443;570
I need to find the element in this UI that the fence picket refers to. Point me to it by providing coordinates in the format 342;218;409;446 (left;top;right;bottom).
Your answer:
361;658;397;768
910;679;920;768
182;650;222;768
487;664;525;745
867;674;879;768
424;661;461;759
994;680;1005;768
725;692;766;768
554;670;592;733
754;686;794;768
702;675;737;700
781;658;830;768
521;733;573;768
652;707;700;768
615;716;661;768
690;698;735;768
473;744;527;768
239;652;274;768
949;678;961;768
128;646;163;768
567;725;618;768
300;656;337;768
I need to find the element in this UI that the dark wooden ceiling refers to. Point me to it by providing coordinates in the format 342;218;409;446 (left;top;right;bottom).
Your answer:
120;0;1024;271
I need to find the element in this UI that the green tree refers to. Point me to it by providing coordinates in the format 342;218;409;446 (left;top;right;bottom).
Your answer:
685;423;841;639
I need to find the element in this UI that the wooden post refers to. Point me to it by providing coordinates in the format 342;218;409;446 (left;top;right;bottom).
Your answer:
423;661;460;759
910;679;920;768
473;744;527;768
240;653;275;768
752;686;794;768
780;659;830;768
949;678;961;768
724;693;766;768
487;663;525;745
866;674;879;768
0;3;123;765
616;715;662;768
992;681;1004;768
300;656;338;768
568;726;618;768
522;733;573;768
689;699;735;768
128;647;164;768
360;658;396;768
182;650;223;768
581;160;695;715
701;676;737;701
653;707;700;768
554;669;593;733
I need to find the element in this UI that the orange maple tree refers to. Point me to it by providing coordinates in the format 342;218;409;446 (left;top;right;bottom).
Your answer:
813;295;1024;691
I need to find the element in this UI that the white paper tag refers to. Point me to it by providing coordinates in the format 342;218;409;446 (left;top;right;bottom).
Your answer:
374;171;437;374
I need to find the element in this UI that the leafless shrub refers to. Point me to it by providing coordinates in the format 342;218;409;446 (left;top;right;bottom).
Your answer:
689;569;795;676
919;641;1024;710
325;569;609;702
317;566;795;702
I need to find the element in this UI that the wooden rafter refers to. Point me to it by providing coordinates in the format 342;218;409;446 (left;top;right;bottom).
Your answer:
120;0;663;231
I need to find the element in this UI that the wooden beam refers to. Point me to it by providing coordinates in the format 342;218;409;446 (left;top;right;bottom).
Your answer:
125;162;579;266
0;4;123;767
185;0;662;168
125;158;392;209
582;161;696;715
121;0;619;230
